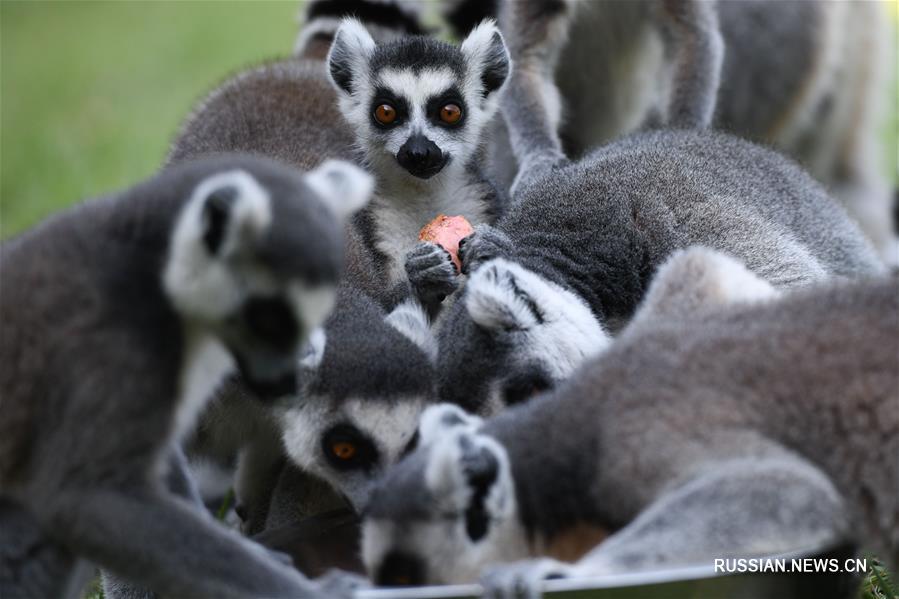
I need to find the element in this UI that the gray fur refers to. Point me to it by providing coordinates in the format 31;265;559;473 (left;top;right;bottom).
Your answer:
489;0;897;261
435;0;884;413
327;18;509;309
363;262;899;589
0;155;370;597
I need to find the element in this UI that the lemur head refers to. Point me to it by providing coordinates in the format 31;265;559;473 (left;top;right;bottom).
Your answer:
362;404;525;586
163;156;373;400
437;258;611;414
279;292;438;510
327;18;510;181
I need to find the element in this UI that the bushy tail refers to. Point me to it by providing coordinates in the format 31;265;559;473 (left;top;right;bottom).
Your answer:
499;0;577;196
660;0;724;129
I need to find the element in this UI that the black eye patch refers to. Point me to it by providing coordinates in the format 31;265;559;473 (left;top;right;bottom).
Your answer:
242;297;297;351
502;370;553;406
426;87;466;128
370;87;410;129
322;422;380;472
458;435;499;542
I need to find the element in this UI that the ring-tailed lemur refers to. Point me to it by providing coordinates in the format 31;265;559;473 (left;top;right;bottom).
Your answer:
0;155;372;598
223;286;440;535
433;0;884;413
326;18;511;309
170;0;433;306
449;0;898;264
361;250;899;592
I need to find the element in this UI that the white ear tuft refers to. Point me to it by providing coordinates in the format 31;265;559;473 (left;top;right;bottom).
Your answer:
418;404;482;447
298;327;327;369
327;18;376;96
465;259;539;332
305;159;373;221
385;299;437;363
461;19;511;97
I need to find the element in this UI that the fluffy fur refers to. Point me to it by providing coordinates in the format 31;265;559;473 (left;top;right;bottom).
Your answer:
363;253;899;592
434;1;884;414
0;155;371;598
327;18;510;308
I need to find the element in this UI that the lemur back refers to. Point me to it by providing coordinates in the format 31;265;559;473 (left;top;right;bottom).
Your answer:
454;0;897;262
361;254;898;590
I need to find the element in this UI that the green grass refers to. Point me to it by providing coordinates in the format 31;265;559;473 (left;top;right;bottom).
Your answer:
1;1;298;238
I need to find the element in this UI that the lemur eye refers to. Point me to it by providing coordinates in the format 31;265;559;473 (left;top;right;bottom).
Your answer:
374;103;397;125
331;441;357;460
322;423;380;471
440;103;462;125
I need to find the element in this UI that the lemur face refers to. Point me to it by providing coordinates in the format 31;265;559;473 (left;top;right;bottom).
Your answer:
164;159;372;400
278;296;438;509
279;393;428;510
328;18;510;181
438;259;612;413
362;404;527;586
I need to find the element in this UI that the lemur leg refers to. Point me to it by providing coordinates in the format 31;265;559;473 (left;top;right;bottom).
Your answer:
404;241;459;311
0;498;92;599
577;456;849;575
102;445;208;599
458;224;515;275
46;484;323;599
235;434;287;535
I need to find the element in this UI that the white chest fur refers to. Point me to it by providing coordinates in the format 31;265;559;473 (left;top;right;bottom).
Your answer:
373;173;493;283
172;330;235;441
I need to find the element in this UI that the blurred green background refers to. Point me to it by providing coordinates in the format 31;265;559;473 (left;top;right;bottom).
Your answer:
1;1;298;239
1;1;897;239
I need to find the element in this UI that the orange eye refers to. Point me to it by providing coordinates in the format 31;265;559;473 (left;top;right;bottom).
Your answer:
374;104;397;125
440;103;462;125
332;441;357;460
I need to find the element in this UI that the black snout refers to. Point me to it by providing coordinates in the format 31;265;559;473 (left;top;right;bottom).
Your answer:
396;134;446;179
375;551;425;587
241;370;297;401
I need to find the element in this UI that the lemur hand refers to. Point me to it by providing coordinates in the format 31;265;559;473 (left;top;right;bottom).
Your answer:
458;225;515;275
405;241;460;305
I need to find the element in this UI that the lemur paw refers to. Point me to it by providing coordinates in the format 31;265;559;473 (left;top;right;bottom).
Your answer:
314;568;370;598
458;225;514;275
405;241;459;304
480;558;576;599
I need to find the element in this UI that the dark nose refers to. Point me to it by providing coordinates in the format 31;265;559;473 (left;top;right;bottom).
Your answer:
396;134;445;178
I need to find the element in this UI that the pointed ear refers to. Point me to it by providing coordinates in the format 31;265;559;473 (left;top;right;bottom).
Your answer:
193;170;272;257
305;159;373;221
385;299;437;363
418;404;482;447
327;18;376;96
461;20;511;98
465;259;541;332
298;327;327;370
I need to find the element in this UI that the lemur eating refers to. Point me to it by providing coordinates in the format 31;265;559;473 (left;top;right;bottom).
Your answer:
362;250;898;593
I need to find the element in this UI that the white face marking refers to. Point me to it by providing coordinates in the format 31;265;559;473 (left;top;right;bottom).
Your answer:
289;281;337;335
278;395;429;510
362;430;529;586
466;258;612;381
172;329;234;441
163;170;272;322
